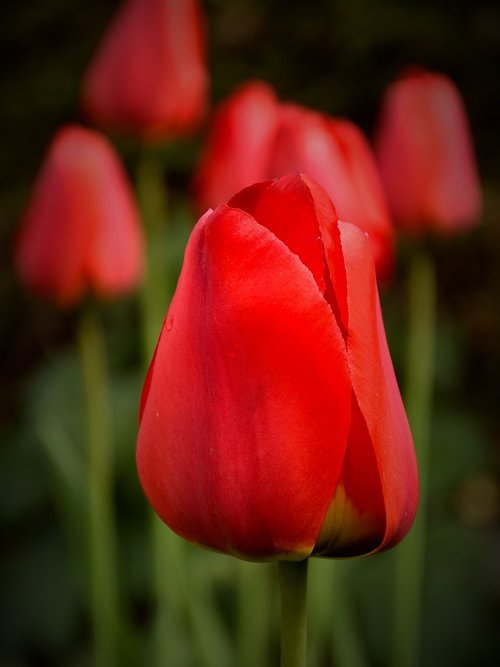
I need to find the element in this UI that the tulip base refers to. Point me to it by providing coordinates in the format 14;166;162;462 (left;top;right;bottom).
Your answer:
278;559;309;667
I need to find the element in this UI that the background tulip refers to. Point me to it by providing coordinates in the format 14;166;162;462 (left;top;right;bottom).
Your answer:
137;172;418;561
192;82;394;279
375;68;483;667
81;0;208;139
192;81;280;215
269;106;395;280
375;68;482;234
14;124;144;305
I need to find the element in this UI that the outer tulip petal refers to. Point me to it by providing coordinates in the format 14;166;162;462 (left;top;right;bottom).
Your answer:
84;145;144;297
230;172;349;336
314;394;386;556
14;143;89;304
137;203;351;560
331;221;418;553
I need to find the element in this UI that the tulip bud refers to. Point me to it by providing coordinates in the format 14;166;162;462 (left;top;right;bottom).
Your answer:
192;81;280;214
375;68;482;234
81;0;208;140
270;106;394;281
137;172;418;561
14;125;144;305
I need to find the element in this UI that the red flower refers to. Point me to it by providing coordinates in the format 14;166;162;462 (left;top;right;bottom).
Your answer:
81;0;208;140
374;68;482;234
193;81;394;279
137;172;418;561
193;81;280;215
269;105;394;281
14;125;144;306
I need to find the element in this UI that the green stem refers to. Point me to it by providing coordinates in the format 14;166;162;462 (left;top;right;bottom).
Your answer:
236;561;272;667
279;559;309;667
151;516;187;664
78;307;119;667
136;149;171;355
392;250;436;667
136;148;185;666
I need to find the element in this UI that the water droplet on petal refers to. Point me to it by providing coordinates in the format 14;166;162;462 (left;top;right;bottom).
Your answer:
166;314;174;331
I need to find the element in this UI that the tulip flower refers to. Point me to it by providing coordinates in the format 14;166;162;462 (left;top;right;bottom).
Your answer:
81;0;208;139
193;81;281;215
192;82;394;279
269;105;394;280
14;124;144;305
374;68;482;234
137;172;418;561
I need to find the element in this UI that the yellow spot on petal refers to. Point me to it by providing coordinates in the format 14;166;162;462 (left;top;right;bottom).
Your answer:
314;483;384;558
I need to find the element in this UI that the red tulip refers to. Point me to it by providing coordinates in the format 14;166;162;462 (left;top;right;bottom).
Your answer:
14;125;144;306
270;105;394;280
81;0;208;140
193;82;394;279
137;172;418;561
193;81;281;214
374;68;482;234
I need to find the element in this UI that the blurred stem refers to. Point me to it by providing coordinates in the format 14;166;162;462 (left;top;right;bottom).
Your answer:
309;559;368;667
279;559;308;667
137;148;184;666
328;562;367;667
187;553;233;667
236;561;271;667
78;307;119;667
151;518;187;665
392;250;436;667
137;148;171;356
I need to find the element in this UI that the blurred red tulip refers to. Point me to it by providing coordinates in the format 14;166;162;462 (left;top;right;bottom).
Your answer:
270;106;394;280
81;0;208;140
14;125;145;306
375;68;482;234
137;172;418;561
193;81;280;215
192;82;394;279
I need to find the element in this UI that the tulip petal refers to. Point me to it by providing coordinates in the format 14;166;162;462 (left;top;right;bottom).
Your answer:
230;172;349;337
14;152;88;304
337;221;418;552
314;394;386;556
137;203;351;560
83;142;144;297
229;173;329;294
